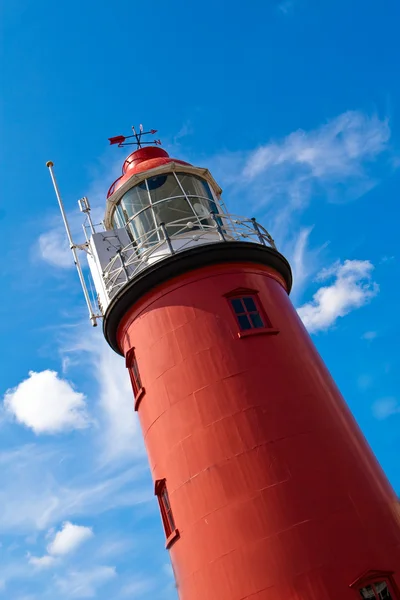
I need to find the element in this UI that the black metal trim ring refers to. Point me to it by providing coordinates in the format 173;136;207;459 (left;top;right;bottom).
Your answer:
103;241;292;355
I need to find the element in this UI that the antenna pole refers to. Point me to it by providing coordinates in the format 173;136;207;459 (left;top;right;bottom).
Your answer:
46;161;98;327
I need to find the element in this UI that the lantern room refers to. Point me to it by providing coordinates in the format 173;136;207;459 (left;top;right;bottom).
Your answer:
83;141;277;318
108;169;222;242
104;146;227;239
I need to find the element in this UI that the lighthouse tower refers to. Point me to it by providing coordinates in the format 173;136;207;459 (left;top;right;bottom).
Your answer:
47;127;400;600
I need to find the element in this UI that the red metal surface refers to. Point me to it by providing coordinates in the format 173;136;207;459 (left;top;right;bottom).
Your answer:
117;262;400;599
107;146;190;198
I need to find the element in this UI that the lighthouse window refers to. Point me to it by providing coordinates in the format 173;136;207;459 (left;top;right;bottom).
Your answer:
155;479;177;540
125;348;142;395
230;295;267;331
359;581;394;599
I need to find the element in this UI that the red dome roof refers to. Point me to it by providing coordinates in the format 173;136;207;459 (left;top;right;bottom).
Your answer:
107;147;190;198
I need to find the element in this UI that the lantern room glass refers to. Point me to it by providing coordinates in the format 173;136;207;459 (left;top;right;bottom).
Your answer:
112;171;220;244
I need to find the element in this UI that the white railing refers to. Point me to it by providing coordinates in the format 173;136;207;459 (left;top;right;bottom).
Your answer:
102;212;276;300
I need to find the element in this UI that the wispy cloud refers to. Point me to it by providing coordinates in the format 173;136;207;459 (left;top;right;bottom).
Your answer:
38;230;75;269
28;554;55;568
55;565;117;598
119;577;153;597
372;397;400;420
3;370;90;435
0;444;149;535
244;111;389;180
282;226;317;299
61;330;143;465
242;111;389;212
206;110;391;241
277;0;295;15
297;259;379;333
362;330;378;341
357;374;374;391
173;120;193;144
95;537;134;560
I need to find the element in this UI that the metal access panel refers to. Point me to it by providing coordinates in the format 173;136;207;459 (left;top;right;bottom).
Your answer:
87;228;132;313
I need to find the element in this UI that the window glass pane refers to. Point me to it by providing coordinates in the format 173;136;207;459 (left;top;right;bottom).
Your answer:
148;174;183;205
112;204;130;230
159;486;175;535
231;298;244;314
112;205;123;229
243;297;257;312
132;360;141;390
127;208;157;245
238;315;252;330
161;489;171;511
119;183;150;221
177;173;218;227
152;196;195;230
191;197;218;224
166;511;175;533
375;582;392;600
250;312;264;329
360;586;377;599
177;173;214;199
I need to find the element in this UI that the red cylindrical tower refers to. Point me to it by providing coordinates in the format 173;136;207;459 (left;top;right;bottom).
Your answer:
97;141;400;599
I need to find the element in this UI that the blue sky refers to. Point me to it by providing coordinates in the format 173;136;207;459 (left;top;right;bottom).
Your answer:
1;0;400;597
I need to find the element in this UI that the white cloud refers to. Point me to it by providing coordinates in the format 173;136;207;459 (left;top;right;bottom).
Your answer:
28;554;55;568
297;259;378;333
28;521;93;568
47;521;93;556
3;370;90;434
55;565;116;598
372;397;400;420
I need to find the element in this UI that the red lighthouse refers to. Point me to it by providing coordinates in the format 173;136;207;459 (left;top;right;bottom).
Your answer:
48;127;400;600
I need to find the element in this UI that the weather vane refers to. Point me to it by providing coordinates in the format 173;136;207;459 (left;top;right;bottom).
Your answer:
108;124;162;149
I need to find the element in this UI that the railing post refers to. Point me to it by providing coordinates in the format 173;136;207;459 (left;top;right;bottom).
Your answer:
251;218;266;246
211;212;226;241
116;249;129;281
159;222;175;254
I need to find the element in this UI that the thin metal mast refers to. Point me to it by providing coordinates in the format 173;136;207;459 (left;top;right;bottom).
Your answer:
46;161;99;326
